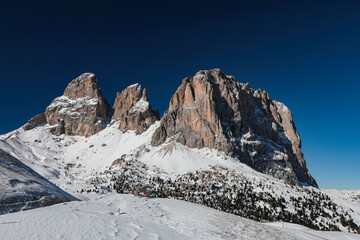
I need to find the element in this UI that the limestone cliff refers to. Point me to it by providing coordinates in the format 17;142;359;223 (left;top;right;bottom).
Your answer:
24;73;111;137
151;69;317;187
111;84;160;134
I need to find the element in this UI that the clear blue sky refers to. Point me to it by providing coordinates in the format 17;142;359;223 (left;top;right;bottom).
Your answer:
0;0;359;189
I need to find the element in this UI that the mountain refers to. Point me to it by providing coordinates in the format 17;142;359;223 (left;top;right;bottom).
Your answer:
22;69;315;187
152;69;316;187
0;147;76;214
1;70;359;234
24;73;111;137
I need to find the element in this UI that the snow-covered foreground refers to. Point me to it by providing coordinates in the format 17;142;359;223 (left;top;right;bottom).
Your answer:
0;194;359;240
1;124;360;233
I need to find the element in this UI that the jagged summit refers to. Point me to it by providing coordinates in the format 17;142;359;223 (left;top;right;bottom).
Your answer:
152;69;317;187
23;73;111;137
23;74;159;136
22;69;315;187
63;73;104;99
194;69;236;84
7;70;360;234
44;73;111;137
111;83;160;134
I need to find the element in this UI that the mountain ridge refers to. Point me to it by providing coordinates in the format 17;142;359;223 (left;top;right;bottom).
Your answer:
21;69;316;187
1;106;359;233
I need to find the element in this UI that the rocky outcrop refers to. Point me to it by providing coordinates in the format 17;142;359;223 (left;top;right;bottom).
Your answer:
23;113;47;131
23;74;159;137
151;69;317;187
44;73;111;137
111;84;160;134
23;73;111;137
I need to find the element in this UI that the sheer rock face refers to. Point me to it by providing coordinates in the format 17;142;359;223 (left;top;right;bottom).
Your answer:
23;74;159;137
44;73;111;137
111;84;160;134
151;69;317;187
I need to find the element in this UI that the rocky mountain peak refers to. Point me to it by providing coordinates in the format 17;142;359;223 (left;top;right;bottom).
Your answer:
112;84;143;114
21;69;316;187
63;73;103;99
152;69;317;187
111;84;160;134
194;69;235;84
23;73;111;137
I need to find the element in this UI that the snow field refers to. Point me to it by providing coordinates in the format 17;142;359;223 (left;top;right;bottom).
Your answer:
1;193;359;240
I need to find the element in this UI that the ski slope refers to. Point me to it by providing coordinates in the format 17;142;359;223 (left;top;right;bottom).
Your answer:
1;124;360;236
0;193;359;240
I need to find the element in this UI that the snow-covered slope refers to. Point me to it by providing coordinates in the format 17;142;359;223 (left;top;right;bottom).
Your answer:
1;123;359;234
0;148;76;214
0;122;158;195
323;189;360;225
0;193;359;240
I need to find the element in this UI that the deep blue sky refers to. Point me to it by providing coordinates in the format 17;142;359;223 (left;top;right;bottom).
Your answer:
1;0;359;189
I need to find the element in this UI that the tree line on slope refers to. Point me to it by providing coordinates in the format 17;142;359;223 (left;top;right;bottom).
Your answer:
80;159;359;234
